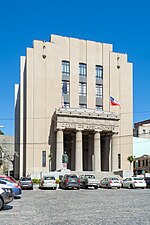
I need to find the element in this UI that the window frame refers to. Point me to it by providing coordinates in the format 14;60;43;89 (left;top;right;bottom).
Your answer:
62;81;70;95
79;82;87;96
118;153;121;169
79;63;87;78
42;151;46;167
95;84;103;98
62;61;70;76
96;65;103;79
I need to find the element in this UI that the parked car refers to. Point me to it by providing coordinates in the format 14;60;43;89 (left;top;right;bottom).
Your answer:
60;174;80;190
0;184;14;210
144;177;150;188
0;175;17;183
19;177;33;190
79;174;99;189
39;176;57;190
0;178;22;197
100;177;121;189
122;177;146;189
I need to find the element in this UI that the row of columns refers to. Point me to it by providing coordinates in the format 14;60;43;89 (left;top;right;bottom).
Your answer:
56;129;102;172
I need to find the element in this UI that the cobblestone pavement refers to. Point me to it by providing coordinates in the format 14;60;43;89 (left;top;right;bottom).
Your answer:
0;187;150;225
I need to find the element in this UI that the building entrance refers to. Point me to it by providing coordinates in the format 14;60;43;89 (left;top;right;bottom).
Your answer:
63;131;111;172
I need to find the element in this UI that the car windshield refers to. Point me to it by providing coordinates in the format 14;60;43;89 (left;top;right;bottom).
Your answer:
110;178;119;180
69;175;77;178
133;177;144;180
44;177;55;180
21;177;31;181
85;175;95;179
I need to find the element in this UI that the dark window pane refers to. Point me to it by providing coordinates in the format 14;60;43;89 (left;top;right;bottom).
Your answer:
42;151;46;167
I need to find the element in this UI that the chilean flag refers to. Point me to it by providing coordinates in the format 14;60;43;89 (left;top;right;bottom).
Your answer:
110;96;121;107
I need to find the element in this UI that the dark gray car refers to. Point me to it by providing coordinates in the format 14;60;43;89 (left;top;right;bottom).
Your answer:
60;174;80;190
19;177;33;190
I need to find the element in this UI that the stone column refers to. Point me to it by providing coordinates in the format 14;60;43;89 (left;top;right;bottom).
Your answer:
56;129;64;171
94;131;101;171
88;134;93;171
75;130;83;171
111;133;119;171
109;137;112;172
71;133;75;171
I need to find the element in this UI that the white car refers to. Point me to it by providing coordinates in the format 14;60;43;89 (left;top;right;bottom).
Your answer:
122;177;146;189
39;176;57;190
0;184;14;210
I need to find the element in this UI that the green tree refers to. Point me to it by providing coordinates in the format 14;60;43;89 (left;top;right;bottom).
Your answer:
0;130;4;135
127;155;134;170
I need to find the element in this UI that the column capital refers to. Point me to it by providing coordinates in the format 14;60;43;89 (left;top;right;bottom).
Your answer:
95;129;102;133
55;128;65;132
76;129;84;132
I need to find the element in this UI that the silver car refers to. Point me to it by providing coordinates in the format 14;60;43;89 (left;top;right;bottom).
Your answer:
39;176;57;190
100;177;121;189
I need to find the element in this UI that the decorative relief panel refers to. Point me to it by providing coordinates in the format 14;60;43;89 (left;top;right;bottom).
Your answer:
56;122;117;132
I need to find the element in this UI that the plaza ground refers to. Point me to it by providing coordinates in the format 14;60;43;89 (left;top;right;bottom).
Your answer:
0;186;150;225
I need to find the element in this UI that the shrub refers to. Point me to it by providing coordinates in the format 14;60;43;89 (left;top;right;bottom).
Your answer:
55;178;60;184
32;178;41;184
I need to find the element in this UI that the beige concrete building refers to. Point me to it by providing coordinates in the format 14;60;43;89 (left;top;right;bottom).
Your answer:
134;119;150;138
14;35;133;178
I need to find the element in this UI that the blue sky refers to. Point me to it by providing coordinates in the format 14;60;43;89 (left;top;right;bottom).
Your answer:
0;0;150;135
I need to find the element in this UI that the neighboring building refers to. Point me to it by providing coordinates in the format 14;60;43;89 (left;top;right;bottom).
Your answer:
14;35;133;178
133;120;150;175
134;119;150;138
133;154;150;175
0;135;14;175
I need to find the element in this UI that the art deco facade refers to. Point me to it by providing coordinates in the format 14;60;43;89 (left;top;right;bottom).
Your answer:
14;35;133;178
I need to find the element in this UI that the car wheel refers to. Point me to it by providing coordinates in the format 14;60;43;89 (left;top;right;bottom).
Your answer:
130;184;134;189
77;187;80;190
0;198;4;211
94;186;98;189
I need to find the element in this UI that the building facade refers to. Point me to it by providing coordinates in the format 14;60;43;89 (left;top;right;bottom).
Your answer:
133;155;150;175
14;35;133;178
0;135;14;175
134;119;150;138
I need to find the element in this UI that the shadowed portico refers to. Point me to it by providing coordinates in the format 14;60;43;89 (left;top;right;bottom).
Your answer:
52;108;120;172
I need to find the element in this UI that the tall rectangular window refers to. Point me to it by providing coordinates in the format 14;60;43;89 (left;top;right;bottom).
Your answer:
79;104;87;109
42;151;46;167
146;159;148;166
96;65;103;79
143;160;145;166
62;61;70;76
79;82;87;96
138;160;140;167
64;102;70;109
79;63;87;78
95;84;103;98
118;154;121;169
62;81;70;95
96;105;103;111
